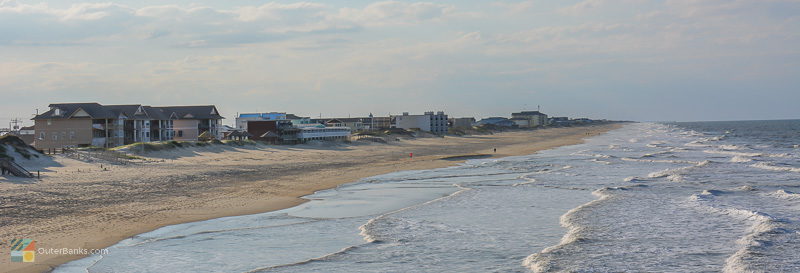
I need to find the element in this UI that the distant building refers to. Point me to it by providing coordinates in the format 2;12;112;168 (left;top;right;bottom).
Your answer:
449;117;476;129
309;114;390;131
32;103;224;149
393;111;448;134
8;126;35;145
335;118;369;130
286;114;312;125
510;118;531;128
549;117;570;126
246;120;294;142
296;125;351;142
512;111;549;127
477;117;516;127
364;115;392;130
572;118;594;124
236;112;287;131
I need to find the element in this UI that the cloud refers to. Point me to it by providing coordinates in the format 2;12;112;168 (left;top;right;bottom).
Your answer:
0;1;458;46
333;1;454;27
492;1;536;13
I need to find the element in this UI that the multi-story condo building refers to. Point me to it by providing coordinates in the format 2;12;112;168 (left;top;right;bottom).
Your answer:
511;111;549;127
393;111;449;134
32;103;224;149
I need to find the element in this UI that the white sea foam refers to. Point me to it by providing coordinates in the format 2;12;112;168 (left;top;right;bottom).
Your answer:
513;176;537;186
704;149;763;157
647;160;709;182
523;188;617;272
641;150;672;157
767;190;800;200
685;140;712;147
624;176;645;182
589;158;611;165
359;184;472;243
646;141;669;148
687;190;797;273
622;157;700;164
750;162;800;173
730;156;753;163
719;144;744;150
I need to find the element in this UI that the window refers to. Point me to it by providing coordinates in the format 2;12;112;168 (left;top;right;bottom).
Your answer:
69;131;75;140
145;132;150;138
47;119;52;126
53;134;58;141
54;108;61;116
40;132;45;140
178;130;183;137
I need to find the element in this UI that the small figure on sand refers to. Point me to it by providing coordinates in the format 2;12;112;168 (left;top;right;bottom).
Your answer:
410;152;413;158
493;148;497;153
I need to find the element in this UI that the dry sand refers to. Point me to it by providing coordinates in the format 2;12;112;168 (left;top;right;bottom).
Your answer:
0;124;621;273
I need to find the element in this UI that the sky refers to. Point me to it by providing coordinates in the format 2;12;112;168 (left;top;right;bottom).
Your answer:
1;0;799;127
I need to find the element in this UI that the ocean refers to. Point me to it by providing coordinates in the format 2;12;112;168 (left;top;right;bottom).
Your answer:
55;120;800;272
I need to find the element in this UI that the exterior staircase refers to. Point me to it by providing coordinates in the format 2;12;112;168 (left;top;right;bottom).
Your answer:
0;158;34;178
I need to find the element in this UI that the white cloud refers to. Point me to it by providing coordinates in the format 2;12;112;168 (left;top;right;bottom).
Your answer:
492;1;537;13
0;1;458;46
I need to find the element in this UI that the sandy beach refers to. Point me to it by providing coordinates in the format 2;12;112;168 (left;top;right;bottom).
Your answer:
0;124;620;273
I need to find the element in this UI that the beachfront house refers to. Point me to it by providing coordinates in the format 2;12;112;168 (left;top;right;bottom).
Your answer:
477;117;516;128
296;124;351;142
363;115;392;130
392;111;449;134
549;117;571;126
32;103;224;149
511;111;549;127
510;118;532;128
235;112;287;131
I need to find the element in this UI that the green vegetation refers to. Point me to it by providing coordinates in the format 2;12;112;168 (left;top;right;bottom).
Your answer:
0;135;41;161
222;139;258;146
110;139;258;153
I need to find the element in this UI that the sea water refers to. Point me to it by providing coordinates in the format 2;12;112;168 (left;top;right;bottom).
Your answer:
55;121;800;272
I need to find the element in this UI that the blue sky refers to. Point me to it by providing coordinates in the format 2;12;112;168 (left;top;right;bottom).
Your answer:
1;0;799;127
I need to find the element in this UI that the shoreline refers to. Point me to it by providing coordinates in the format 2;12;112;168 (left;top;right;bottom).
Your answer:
0;124;622;273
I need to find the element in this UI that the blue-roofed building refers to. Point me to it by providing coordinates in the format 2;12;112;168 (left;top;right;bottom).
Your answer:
235;112;287;131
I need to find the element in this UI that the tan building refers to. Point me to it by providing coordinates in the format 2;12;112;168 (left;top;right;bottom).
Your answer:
32;103;224;149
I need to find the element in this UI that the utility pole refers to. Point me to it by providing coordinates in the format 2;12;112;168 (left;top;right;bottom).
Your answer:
10;118;22;131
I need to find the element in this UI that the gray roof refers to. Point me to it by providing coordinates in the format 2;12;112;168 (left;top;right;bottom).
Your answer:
513;111;546;116
32;103;224;120
34;103;115;119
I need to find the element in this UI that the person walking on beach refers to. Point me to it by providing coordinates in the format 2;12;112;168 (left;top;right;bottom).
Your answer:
493;148;497;153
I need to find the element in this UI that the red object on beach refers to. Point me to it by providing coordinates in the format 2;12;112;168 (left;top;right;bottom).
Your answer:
410;152;413;158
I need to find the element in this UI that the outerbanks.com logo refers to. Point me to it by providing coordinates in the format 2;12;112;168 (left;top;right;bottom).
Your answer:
10;239;36;262
10;239;110;263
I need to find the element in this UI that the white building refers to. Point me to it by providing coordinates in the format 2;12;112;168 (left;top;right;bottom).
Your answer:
393;111;448;134
511;111;549;127
296;124;351;142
